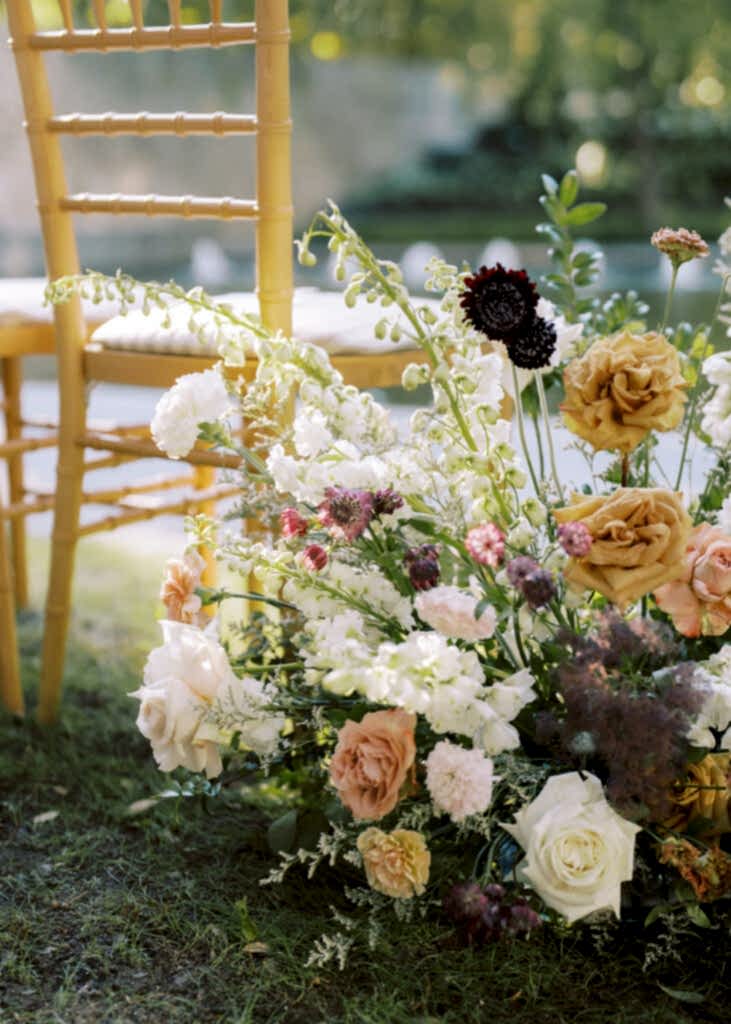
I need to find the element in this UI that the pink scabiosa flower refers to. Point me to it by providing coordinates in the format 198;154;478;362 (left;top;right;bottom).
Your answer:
404;544;440;591
301;544;328;572
465;523;505;568
372;488;404;518
460;264;538;343
318;487;374;542
557;521;593;558
279;507;308;539
651;227;709;267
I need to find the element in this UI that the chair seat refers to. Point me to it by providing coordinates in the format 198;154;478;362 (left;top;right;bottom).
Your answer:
92;287;438;357
0;277;131;327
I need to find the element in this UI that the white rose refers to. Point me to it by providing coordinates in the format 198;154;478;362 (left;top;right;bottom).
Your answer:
132;620;237;777
502;772;640;923
415;585;496;641
151;367;233;458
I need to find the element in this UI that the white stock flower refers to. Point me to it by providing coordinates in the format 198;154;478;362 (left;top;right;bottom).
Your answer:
132;620;237;778
502;772;640;923
285;562;413;630
701;353;731;448
209;675;286;757
293;407;333;457
151;367;232;458
415;586;497;641
689;646;731;750
425;740;497;822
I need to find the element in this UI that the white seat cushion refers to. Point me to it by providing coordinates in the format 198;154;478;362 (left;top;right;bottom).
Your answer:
0;276;137;326
92;287;440;357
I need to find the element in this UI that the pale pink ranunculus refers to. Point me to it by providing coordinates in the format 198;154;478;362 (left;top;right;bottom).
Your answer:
160;550;207;625
655;523;731;637
330;709;416;820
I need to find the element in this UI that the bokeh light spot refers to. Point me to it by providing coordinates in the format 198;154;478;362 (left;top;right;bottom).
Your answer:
310;31;343;62
576;141;608;186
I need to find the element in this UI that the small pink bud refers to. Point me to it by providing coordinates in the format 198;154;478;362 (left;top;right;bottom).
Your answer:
280;507;308;539
557;521;593;558
302;544;328;572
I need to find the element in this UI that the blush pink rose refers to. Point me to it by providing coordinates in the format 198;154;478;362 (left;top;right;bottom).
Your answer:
330;709;416;821
655;523;731;637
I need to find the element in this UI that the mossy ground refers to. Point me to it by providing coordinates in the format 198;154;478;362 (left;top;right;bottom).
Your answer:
1;539;728;1023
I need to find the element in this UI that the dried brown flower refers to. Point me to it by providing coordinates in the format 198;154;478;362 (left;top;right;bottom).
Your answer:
657;838;731;902
651;227;710;266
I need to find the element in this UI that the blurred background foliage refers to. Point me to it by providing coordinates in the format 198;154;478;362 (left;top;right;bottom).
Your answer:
2;0;729;249
24;0;728;240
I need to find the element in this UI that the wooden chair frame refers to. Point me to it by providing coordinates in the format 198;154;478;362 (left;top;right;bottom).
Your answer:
4;0;295;722
5;0;425;722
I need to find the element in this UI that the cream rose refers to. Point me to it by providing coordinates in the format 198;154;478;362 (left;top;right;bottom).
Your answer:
357;827;430;899
561;330;687;453
554;488;691;607
131;620;237;778
502;772;640;923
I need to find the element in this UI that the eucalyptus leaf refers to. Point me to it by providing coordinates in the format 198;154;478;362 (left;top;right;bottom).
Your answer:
657;983;706;1004
565;202;607;227
559;169;579;207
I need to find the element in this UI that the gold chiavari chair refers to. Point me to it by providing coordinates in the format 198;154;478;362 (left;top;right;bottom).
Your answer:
5;0;427;722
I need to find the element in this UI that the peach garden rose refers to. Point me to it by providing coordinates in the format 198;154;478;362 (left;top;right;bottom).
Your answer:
654;524;731;637
330;709;416;820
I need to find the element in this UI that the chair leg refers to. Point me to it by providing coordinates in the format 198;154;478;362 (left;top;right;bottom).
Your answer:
2;357;29;608
38;441;85;724
192;462;217;587
0;517;23;716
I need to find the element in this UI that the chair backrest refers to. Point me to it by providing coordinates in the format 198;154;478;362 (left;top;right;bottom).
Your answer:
6;0;293;339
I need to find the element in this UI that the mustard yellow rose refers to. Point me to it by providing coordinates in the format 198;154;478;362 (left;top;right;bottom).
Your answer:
553;488;691;607
357;827;430;899
664;754;731;837
561;330;687;453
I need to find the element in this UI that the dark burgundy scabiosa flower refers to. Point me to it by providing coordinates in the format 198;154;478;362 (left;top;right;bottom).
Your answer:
318;487;374;542
557;521;593;558
506;556;540;588
279;507;309;539
404;544;440;591
301;544;328;572
460;263;539;343
372;488;404;518
444;881;541;946
465;522;506;568
507;556;555;608
504;316;557;370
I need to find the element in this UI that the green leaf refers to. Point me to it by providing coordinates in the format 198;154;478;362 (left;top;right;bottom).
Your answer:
267;809;298;854
657;983;706;1004
559;169;579;208
541;173;559;197
685;904;711;928
539;194;564;223
234;897;259;942
565;202;607;227
474;598;491;621
643;904;669;927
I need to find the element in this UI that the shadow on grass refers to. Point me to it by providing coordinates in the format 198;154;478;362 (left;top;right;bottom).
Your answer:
1;541;729;1023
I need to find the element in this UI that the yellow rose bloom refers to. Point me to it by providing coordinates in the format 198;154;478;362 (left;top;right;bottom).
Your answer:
561;330;687;453
554;488;691;607
357;827;430;899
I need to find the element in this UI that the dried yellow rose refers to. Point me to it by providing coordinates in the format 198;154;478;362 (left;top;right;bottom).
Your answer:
561;330;687;453
553;488;691;607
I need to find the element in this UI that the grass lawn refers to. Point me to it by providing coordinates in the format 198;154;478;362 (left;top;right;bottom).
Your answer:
1;539;729;1023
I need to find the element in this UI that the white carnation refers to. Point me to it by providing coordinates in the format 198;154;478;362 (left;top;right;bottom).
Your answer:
151;367;232;458
415;586;496;641
425;740;497;822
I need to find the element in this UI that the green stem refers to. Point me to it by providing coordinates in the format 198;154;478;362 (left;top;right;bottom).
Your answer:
534;372;562;497
511;365;541;497
531;410;546;480
660;263;679;332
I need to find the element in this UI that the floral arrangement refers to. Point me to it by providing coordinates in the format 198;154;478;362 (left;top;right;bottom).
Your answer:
49;174;731;961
